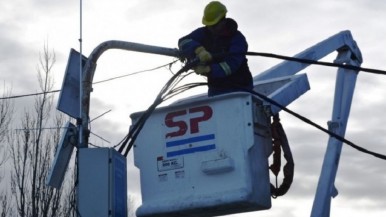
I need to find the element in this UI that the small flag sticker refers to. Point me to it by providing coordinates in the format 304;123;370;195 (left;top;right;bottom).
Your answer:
165;134;216;157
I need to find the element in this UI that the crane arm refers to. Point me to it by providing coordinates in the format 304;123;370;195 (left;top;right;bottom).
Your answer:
253;30;362;82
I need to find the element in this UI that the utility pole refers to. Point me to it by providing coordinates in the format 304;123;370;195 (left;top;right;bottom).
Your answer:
77;40;180;216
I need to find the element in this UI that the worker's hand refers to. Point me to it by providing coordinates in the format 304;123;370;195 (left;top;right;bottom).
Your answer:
195;46;212;63
193;65;210;75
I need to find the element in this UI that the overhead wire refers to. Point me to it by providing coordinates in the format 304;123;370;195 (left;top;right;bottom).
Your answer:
2;50;386;160
0;89;60;100
93;60;178;84
243;88;386;161
112;53;386;161
2;60;180;145
246;51;386;75
1;51;385;101
116;63;386;160
0;60;179;100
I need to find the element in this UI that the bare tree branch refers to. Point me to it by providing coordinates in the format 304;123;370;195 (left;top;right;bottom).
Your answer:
9;43;74;217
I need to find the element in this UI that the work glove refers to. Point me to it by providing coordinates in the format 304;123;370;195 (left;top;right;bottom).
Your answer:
193;65;210;76
195;46;212;63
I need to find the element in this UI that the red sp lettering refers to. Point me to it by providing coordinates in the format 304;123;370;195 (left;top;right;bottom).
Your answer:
165;105;213;138
165;110;187;138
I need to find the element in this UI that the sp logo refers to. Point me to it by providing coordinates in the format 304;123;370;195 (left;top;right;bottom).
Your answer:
165;105;213;138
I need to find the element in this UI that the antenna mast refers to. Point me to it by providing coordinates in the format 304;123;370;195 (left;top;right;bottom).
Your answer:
78;0;83;148
77;1;83;217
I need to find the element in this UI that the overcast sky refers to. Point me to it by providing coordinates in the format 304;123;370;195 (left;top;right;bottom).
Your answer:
1;0;386;216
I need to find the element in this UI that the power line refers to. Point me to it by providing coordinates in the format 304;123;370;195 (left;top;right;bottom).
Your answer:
109;56;386;160
246;51;386;75
244;88;386;161
0;60;178;100
92;60;178;84
4;50;384;160
89;109;112;123
2;51;385;101
0;90;60;100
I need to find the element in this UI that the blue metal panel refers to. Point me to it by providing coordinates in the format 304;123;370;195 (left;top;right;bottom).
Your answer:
111;150;128;217
79;148;127;217
57;49;87;118
46;121;76;189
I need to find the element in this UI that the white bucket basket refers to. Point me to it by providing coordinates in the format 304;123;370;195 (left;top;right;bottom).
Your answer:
132;92;273;217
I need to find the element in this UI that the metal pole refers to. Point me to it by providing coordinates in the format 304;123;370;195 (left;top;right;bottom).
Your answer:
77;1;83;217
76;41;180;216
80;40;180;148
78;0;83;148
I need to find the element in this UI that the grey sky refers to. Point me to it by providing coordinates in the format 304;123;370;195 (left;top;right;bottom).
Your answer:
1;0;386;216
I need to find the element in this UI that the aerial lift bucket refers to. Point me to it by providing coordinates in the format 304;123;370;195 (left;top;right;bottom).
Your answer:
132;73;309;217
132;92;272;217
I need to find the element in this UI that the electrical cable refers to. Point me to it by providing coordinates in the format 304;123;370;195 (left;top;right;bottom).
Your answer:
242;87;386;161
270;114;294;198
112;81;206;150
2;51;385;101
163;82;207;101
246;51;386;75
3;49;386;159
120;75;200;156
113;57;386;161
0;89;60;100
93;60;178;84
0;60;178;100
3;52;382;161
117;59;201;156
119;77;386;161
89;109;112;123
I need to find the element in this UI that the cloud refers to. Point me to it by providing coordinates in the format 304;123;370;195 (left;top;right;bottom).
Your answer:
0;26;37;93
2;1;386;216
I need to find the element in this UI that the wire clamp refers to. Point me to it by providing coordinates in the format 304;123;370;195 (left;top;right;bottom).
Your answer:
327;121;340;133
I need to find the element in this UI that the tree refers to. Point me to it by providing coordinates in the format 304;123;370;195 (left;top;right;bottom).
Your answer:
9;44;74;217
0;85;13;217
0;83;13;166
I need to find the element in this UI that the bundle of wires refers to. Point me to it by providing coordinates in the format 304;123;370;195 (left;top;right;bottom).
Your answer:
115;52;386;161
117;59;206;157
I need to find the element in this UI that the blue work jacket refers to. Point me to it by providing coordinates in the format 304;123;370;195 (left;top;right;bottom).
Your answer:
179;18;253;96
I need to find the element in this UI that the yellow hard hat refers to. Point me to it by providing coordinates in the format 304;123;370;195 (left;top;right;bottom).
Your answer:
202;1;227;26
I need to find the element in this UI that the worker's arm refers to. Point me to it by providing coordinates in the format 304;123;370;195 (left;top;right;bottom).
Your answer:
178;27;206;59
209;31;248;78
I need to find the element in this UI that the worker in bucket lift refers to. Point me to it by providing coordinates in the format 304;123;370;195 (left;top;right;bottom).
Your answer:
178;1;253;96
